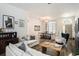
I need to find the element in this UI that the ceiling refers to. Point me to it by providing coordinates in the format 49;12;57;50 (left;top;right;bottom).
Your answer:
8;3;79;19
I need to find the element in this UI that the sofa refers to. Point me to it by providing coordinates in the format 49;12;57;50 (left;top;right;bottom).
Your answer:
26;40;39;47
20;35;39;47
6;41;49;56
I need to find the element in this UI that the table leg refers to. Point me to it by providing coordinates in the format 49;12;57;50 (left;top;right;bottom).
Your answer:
42;47;47;53
57;51;60;56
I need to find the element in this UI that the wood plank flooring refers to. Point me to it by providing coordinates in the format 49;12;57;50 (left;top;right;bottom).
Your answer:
32;39;75;56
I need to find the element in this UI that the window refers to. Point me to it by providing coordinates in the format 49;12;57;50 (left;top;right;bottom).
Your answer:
47;21;56;34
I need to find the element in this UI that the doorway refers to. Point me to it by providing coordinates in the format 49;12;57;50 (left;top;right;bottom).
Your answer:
65;24;72;39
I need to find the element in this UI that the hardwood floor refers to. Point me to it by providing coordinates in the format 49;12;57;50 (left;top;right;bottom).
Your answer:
32;39;75;56
0;39;75;56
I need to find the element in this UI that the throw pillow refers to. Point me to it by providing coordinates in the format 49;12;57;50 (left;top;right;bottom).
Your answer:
18;43;26;52
30;36;35;40
22;36;28;41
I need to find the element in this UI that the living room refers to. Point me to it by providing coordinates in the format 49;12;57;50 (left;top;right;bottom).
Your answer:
0;3;78;56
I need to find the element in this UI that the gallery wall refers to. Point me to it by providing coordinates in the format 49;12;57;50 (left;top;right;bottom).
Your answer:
0;3;27;39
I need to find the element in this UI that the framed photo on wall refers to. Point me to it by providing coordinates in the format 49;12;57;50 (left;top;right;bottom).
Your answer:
19;20;24;27
34;25;40;31
3;15;15;29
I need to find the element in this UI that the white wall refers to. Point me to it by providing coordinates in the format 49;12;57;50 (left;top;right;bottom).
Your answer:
26;16;65;38
0;3;77;40
0;4;27;39
27;18;41;36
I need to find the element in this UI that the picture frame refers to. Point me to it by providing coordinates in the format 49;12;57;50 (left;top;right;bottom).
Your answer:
19;19;24;27
3;15;15;29
34;25;40;31
15;21;18;24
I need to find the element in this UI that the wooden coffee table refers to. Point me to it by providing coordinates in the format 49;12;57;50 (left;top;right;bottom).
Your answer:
39;42;62;56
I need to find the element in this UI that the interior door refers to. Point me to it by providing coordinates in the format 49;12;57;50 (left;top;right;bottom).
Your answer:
65;24;72;38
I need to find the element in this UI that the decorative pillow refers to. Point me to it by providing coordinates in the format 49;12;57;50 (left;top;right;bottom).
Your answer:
22;36;28;41
30;36;35;40
18;43;26;52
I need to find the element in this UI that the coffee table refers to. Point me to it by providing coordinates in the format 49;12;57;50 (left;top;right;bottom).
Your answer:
39;42;62;56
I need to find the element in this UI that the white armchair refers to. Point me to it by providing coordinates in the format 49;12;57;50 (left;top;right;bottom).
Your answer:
55;37;66;48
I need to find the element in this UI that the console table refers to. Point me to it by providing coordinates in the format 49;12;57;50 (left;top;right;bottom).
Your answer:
0;32;19;54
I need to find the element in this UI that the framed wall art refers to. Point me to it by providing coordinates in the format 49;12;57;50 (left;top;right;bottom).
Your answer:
19;19;24;27
3;15;15;29
34;25;40;31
